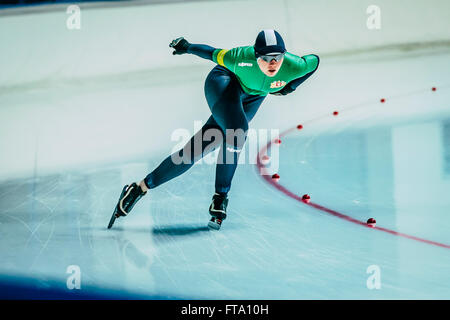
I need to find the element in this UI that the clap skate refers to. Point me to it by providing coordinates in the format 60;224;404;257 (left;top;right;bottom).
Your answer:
208;193;228;230
108;182;146;229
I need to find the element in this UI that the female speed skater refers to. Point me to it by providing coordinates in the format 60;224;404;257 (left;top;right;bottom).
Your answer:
108;29;319;230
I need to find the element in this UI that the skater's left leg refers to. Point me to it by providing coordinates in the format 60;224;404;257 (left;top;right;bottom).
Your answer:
207;101;265;229
214;93;266;195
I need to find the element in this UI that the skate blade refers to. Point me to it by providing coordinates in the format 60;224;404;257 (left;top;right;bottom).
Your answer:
107;210;117;229
208;220;221;230
107;185;129;229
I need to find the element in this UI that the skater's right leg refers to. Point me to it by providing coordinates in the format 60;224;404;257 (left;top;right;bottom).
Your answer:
204;65;249;196
203;66;265;230
207;192;228;230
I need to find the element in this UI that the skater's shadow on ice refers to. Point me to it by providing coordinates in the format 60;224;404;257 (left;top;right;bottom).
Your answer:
98;224;210;239
100;223;236;243
151;224;210;241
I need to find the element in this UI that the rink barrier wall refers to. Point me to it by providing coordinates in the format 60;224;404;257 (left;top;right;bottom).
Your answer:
0;0;450;87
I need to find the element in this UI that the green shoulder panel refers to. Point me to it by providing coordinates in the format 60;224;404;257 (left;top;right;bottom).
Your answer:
212;47;249;72
282;53;319;78
301;54;320;74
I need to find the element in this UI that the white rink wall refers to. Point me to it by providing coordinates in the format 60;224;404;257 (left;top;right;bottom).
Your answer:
1;0;450;86
0;0;450;181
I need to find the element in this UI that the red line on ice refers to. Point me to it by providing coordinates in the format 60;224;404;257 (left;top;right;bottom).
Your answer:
256;127;450;250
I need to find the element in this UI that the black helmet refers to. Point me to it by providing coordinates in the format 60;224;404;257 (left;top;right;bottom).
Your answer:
254;29;286;56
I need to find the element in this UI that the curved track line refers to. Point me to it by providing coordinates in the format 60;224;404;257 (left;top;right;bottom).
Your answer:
255;126;450;250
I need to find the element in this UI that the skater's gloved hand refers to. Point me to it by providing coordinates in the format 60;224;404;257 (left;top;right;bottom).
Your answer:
169;37;191;55
270;85;295;96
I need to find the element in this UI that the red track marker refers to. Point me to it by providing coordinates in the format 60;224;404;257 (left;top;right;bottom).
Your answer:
367;218;376;228
302;194;311;203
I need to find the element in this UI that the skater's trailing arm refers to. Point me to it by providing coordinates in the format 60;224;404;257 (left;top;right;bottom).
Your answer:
169;37;217;61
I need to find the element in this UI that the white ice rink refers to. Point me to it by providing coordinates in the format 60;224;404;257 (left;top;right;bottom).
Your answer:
1;0;450;299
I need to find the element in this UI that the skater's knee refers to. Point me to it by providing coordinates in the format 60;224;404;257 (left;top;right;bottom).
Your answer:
171;148;197;166
224;126;248;151
225;116;248;133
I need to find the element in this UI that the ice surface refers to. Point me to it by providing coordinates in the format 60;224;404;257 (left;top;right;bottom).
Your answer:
1;47;450;299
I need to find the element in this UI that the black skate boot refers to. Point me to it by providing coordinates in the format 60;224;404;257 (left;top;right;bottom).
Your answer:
208;193;228;230
108;182;147;229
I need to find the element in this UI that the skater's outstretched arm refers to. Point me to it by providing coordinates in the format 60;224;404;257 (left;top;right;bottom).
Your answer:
170;37;217;61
